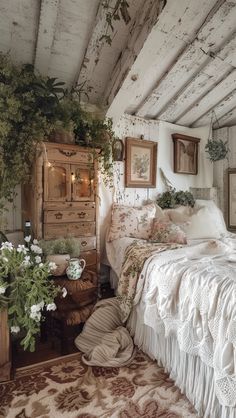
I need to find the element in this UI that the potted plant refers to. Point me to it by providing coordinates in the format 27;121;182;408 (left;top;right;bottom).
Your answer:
0;237;67;351
157;189;195;209
40;237;81;276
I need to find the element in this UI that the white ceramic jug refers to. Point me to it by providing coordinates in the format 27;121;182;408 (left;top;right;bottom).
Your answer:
66;258;86;280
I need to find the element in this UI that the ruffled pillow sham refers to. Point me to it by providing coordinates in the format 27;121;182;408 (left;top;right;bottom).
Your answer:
149;219;187;244
107;202;161;242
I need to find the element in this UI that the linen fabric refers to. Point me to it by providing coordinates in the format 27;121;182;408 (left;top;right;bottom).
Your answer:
149;219;187;244
107;202;158;242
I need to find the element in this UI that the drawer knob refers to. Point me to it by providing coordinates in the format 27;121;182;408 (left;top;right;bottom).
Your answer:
81;241;87;247
59;150;77;158
78;212;86;218
55;212;63;220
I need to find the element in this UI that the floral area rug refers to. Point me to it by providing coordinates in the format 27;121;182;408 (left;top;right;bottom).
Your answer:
0;350;198;418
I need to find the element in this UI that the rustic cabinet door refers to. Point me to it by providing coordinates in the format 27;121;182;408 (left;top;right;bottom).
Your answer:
0;310;11;382
71;164;94;201
44;163;71;202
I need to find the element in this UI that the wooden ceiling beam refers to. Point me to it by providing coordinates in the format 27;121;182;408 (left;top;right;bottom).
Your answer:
215;105;236;127
105;0;220;126
34;0;59;75
137;0;236;119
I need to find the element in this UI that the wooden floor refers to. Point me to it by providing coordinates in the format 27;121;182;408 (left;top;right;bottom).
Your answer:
13;283;114;368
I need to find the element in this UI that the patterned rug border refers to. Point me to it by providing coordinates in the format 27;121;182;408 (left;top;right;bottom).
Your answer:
15;352;81;375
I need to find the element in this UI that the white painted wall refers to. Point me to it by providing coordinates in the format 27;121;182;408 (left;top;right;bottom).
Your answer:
99;114;212;261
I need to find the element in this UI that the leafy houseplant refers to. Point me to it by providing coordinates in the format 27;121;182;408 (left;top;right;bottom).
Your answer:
205;139;228;162
157;189;195;209
0;237;67;351
40;237;81;276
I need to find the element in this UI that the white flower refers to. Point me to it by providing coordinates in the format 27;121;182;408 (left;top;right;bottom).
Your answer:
35;256;41;264
39;263;44;267
1;242;13;251
48;261;57;271
11;326;20;334
46;303;57;311
30;301;44;314
33;239;39;245
24;235;31;243
30;244;42;254
61;287;67;298
22;255;31;266
0;286;6;294
30;311;41;322
17;245;28;254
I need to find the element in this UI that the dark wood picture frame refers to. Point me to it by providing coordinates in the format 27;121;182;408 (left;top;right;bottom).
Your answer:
228;168;236;230
172;133;200;175
112;139;124;161
125;137;157;188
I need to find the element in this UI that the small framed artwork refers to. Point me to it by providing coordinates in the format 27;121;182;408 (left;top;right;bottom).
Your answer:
228;169;236;229
112;139;124;161
125;137;157;188
172;133;200;175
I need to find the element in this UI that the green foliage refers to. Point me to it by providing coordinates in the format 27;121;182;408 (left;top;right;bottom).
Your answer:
0;238;62;351
0;53;115;208
205;139;228;162
40;237;80;257
100;0;131;45
157;189;195;209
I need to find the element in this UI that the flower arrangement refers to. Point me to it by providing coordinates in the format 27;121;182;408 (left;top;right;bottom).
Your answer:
0;237;67;351
39;237;80;257
157;189;195;209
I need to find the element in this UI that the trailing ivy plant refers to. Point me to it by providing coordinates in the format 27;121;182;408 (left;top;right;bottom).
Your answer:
157;189;195;209
0;54;115;208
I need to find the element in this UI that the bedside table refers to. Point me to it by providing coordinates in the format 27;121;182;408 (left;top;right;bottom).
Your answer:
49;270;98;354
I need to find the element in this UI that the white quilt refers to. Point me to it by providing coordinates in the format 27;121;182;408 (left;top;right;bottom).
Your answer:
132;234;236;407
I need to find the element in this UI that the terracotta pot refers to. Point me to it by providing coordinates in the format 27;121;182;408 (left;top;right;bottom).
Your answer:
46;254;70;276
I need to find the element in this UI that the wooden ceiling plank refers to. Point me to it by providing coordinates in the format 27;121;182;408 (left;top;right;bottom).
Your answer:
106;0;221;125
157;57;232;123
176;69;236;125
137;0;236;119
216;106;236;127
34;0;60;75
193;89;236;127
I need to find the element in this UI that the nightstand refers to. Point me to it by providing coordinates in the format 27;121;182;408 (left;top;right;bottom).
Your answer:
49;269;98;354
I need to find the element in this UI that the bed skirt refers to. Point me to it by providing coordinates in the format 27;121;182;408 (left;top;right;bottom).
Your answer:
127;306;236;418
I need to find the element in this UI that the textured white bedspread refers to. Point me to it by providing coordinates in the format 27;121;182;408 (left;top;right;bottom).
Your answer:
132;235;236;407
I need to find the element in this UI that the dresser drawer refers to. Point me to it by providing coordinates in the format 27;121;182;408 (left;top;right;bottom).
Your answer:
46;146;93;164
43;202;95;211
44;209;95;223
44;222;95;239
80;250;97;267
77;236;96;251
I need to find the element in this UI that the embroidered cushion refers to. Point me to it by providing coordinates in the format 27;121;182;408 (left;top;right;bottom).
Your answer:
107;203;158;242
149;219;187;244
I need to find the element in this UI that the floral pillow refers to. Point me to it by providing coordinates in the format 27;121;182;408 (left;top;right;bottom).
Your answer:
149;219;187;244
107;203;157;242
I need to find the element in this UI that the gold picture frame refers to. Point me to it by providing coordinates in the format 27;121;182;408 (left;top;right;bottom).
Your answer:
172;133;200;175
125;137;157;188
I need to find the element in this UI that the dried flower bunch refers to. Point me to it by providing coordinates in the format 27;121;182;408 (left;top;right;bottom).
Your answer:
0;237;67;351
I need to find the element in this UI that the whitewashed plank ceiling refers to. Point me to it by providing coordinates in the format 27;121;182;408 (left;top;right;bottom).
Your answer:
1;0;236;127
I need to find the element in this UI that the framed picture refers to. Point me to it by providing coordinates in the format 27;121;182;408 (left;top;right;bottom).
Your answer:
172;133;200;175
228;169;236;229
112;139;124;161
125;137;157;188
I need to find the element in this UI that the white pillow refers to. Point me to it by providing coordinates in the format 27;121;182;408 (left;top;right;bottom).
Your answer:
183;206;221;239
163;205;194;224
194;199;227;235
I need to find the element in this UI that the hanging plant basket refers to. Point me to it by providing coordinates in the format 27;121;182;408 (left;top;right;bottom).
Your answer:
205;139;228;162
205;110;229;162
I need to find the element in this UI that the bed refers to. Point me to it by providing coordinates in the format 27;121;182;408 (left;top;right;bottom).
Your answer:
106;200;236;418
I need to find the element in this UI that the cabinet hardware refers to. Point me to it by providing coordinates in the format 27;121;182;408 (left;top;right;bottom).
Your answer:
81;241;87;247
59;150;77;158
55;212;63;220
78;212;86;218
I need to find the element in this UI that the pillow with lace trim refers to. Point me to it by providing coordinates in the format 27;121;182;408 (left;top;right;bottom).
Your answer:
149;219;187;244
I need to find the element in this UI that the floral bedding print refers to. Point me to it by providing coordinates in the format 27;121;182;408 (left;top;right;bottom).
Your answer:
117;240;181;321
107;203;156;242
149;219;187;244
